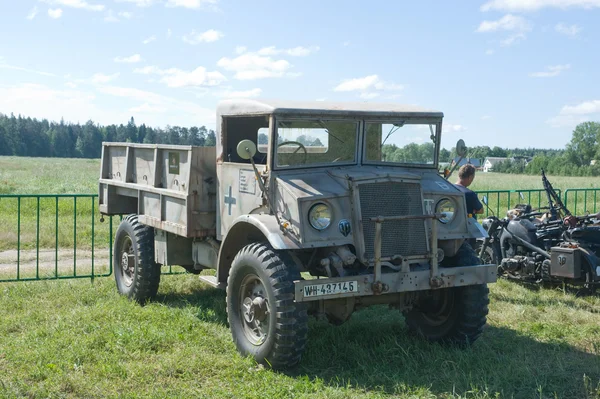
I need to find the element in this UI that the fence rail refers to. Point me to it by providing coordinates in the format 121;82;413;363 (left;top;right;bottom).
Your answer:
1;188;599;283
475;189;561;218
0;194;184;283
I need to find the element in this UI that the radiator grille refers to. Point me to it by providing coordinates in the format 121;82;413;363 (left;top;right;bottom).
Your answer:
359;182;428;260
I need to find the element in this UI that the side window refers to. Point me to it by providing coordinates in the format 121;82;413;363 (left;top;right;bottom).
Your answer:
257;127;268;153
222;116;269;164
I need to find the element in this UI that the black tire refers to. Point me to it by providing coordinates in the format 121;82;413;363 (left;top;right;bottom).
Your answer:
404;242;490;345
226;243;308;369
113;214;161;303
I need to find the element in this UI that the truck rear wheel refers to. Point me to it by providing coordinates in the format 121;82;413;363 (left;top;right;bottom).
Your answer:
226;243;308;369
404;242;489;345
113;215;161;303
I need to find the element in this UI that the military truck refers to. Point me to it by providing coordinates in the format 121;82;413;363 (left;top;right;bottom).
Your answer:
98;99;496;369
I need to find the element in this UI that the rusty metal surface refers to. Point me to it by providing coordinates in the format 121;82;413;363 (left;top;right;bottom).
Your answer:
294;264;498;303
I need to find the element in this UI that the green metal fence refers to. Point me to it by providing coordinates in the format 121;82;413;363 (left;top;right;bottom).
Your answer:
475;189;561;218
1;188;598;283
0;194;184;283
563;189;600;216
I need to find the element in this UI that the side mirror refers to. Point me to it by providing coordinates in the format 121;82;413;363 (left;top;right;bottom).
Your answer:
236;139;257;160
482;196;488;206
456;139;467;157
519;192;525;200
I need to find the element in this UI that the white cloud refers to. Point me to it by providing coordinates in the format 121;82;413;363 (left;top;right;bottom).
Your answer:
134;65;226;87
167;28;172;38
555;23;582;37
166;0;219;9
104;10;118;22
485;49;495;55
443;123;466;133
316;98;326;101
500;33;526;46
91;72;120;84
118;11;133;18
48;8;63;18
42;0;105;12
142;35;156;44
98;85;216;126
530;64;571;77
481;0;600;12
235;46;247;54
343;41;350;47
333;75;404;92
560;100;600;115
0;62;57;77
114;54;142;63
0;83;102;124
476;14;531;32
182;29;223;44
27;6;39;20
65;82;78;88
217;53;292;80
257;46;320;57
481;115;492;120
547;99;600;128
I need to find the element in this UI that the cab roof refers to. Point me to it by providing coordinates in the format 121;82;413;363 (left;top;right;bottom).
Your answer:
217;99;443;119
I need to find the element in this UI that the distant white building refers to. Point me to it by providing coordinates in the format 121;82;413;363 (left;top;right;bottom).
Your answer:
483;157;512;172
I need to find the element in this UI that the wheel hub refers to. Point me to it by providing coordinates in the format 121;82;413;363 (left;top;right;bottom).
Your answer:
243;296;267;323
239;275;270;346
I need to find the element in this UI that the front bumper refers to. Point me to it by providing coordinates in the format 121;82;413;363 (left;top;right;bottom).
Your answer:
294;263;497;303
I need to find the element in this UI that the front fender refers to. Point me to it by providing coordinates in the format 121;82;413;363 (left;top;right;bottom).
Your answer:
230;214;301;250
216;214;301;284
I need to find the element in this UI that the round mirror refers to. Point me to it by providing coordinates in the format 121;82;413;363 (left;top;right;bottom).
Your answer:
456;139;467;157
482;195;488;205
236;139;257;160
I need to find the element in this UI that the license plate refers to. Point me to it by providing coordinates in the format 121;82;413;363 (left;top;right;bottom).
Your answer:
302;281;359;298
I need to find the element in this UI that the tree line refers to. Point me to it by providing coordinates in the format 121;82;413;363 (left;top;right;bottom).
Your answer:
1;113;598;177
0;113;216;159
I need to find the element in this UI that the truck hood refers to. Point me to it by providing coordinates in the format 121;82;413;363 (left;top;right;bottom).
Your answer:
274;165;461;200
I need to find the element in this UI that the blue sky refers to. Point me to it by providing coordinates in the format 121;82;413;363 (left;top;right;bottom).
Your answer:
1;0;599;150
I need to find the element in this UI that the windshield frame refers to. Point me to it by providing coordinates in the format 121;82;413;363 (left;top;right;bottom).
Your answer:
272;116;361;170
361;119;441;169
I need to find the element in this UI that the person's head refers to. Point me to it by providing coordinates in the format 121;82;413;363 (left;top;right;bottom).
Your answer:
457;164;476;187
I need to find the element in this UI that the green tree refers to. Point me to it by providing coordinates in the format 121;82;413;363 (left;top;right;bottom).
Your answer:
565;121;600;167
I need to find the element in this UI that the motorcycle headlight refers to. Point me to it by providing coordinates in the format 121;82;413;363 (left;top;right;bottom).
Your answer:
436;198;456;224
308;203;332;231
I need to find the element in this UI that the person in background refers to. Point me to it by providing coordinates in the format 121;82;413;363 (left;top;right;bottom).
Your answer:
454;164;484;219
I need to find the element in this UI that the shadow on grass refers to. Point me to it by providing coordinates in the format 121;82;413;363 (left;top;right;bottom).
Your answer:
154;281;599;398
292;307;600;399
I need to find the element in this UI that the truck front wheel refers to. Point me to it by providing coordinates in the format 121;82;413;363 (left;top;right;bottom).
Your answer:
113;215;161;303
226;243;308;369
404;242;489;345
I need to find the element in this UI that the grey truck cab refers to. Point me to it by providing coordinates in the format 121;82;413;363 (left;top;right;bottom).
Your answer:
99;99;496;369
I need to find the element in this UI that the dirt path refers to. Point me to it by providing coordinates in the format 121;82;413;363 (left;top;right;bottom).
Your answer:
0;248;110;275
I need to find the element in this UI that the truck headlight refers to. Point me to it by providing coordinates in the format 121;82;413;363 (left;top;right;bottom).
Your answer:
436;198;456;224
308;203;331;230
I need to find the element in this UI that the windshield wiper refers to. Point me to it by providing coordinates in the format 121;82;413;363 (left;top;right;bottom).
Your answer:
317;120;344;144
381;121;404;146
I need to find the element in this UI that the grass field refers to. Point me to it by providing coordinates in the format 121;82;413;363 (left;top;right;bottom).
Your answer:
1;156;600;398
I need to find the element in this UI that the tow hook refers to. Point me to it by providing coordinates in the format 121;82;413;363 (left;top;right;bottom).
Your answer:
429;276;444;289
371;281;389;295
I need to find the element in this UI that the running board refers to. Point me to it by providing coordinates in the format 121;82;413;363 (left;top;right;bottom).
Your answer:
199;275;225;289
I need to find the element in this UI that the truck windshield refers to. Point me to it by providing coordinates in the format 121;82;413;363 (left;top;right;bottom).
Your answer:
364;122;437;166
275;119;358;168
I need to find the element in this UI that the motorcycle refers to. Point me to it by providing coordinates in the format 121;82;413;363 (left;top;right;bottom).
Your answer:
476;170;600;293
